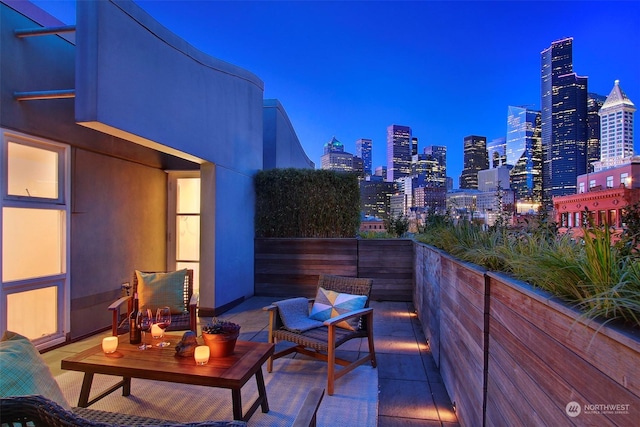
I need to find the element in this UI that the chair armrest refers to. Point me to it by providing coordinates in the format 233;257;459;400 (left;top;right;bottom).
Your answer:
323;307;373;326
263;304;278;312
108;295;131;336
189;292;199;307
107;295;130;311
292;388;324;427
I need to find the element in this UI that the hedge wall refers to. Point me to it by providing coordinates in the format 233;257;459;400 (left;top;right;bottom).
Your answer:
254;168;360;238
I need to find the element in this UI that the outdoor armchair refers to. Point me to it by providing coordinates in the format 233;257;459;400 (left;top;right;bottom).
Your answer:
263;274;376;395
108;269;197;336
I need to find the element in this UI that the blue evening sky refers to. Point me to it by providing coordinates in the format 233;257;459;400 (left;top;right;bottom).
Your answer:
30;1;640;186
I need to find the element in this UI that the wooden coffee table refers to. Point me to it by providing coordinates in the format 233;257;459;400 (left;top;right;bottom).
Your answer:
61;334;275;422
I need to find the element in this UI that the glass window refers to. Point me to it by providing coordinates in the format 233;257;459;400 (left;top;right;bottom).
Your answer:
2;208;65;281
7;287;58;340
7;142;61;200
606;176;614;188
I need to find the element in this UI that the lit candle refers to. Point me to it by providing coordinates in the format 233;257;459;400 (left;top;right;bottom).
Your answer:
102;336;118;354
151;324;163;338
194;345;210;365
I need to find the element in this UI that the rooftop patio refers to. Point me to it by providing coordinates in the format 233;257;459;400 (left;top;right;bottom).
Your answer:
42;297;459;426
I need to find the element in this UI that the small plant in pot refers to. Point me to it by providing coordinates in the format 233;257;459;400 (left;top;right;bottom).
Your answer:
201;318;241;357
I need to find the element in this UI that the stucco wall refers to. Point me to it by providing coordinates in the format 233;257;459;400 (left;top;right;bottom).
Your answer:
71;149;168;338
263;99;315;170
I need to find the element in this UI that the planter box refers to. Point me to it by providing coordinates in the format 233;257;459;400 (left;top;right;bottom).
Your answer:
414;241;640;426
486;271;640;427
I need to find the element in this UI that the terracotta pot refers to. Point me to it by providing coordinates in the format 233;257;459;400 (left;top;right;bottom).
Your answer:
202;331;239;357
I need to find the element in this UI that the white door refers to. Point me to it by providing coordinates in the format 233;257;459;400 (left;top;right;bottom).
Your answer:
167;171;200;295
1;130;70;349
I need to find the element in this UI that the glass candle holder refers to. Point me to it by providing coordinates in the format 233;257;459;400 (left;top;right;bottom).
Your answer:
194;345;210;365
102;336;118;354
151;324;163;338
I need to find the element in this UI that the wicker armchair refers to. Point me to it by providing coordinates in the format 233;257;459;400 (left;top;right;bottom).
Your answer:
264;274;377;395
108;270;197;336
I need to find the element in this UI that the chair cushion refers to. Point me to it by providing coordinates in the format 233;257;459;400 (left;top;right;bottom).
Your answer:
136;269;187;315
309;287;367;330
0;331;71;410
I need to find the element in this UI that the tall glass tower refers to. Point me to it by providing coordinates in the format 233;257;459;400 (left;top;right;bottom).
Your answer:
540;38;588;204
506;106;542;204
487;137;507;169
386;125;412;182
356;138;373;177
587;93;607;172
459;135;488;189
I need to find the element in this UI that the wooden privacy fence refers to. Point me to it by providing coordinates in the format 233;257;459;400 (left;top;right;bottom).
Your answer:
254;238;414;301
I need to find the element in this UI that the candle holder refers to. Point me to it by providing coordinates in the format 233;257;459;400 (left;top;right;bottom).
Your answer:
194;345;210;365
151;324;163;338
102;336;118;354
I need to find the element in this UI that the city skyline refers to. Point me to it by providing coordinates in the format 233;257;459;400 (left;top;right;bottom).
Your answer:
30;1;640;186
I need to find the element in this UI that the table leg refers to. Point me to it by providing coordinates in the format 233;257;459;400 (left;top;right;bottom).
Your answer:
123;377;131;396
255;368;269;413
231;388;243;420
78;372;94;408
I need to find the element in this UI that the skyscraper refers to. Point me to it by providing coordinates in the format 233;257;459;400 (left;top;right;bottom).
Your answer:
424;145;447;175
386;124;412;182
506;106;542;205
540;37;588;205
459;135;488;189
595;80;636;171
356;138;373;176
586;93;607;172
486;137;507;169
321;136;353;172
411;137;418;156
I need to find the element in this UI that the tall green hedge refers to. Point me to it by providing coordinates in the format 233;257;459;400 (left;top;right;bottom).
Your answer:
254;168;361;237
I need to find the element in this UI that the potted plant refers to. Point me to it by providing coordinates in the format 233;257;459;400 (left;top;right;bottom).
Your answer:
201;319;241;357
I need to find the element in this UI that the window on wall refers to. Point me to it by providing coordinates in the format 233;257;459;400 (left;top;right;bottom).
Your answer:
606;176;614;188
2;130;69;348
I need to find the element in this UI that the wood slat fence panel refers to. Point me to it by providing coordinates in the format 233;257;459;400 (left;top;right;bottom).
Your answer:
254;238;414;301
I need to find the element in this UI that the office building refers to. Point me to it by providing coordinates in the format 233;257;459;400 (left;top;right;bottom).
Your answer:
411;137;419;156
587;93;607;172
593;80;636;171
360;179;397;221
487;137;507;169
478;166;512;192
321;136;354;172
424;145;447;176
506;106;542;206
541;37;588;205
355;138;372;176
412;153;447;188
386;124;412;182
459;135;488;189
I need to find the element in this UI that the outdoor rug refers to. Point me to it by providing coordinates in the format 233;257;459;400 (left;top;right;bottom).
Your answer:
56;357;378;426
